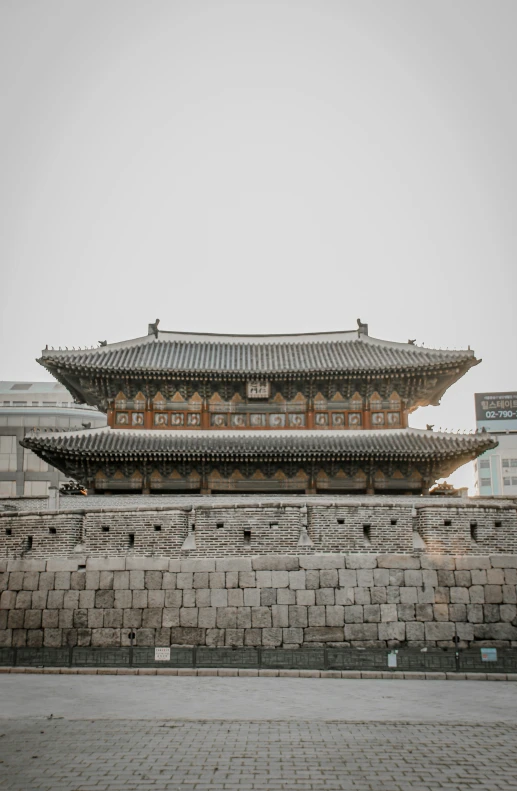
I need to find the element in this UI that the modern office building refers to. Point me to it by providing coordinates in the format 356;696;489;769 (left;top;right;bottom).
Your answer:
474;391;517;496
0;381;106;498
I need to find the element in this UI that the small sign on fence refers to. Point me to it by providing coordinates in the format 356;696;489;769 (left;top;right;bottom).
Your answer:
155;647;171;662
387;651;398;668
481;648;497;662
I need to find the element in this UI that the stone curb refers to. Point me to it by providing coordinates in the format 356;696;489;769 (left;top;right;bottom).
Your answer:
0;666;515;680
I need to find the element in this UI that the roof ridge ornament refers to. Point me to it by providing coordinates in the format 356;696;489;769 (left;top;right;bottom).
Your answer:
356;319;368;336
148;319;160;338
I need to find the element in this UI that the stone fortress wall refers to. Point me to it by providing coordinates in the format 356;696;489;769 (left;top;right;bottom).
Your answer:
1;496;516;651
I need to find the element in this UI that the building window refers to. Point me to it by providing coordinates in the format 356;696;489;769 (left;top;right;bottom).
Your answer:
479;460;490;469
502;458;517;468
23;481;49;497
0;436;17;472
480;478;491;488
10;383;31;391
503;477;512;487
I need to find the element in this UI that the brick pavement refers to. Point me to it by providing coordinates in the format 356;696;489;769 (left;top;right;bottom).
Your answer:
1;719;517;791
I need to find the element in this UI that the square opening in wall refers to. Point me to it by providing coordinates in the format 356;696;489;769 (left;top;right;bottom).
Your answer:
154;525;162;531
269;522;279;529
128;533;135;547
443;519;452;526
391;519;397;525
363;524;371;543
470;521;478;542
102;525;110;533
243;529;251;545
48;527;57;535
27;536;33;550
216;522;224;529
337;519;344;525
78;564;86;571
494;520;502;528
5;528;12;536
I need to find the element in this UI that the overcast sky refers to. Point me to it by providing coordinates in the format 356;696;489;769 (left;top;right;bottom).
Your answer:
1;1;516;491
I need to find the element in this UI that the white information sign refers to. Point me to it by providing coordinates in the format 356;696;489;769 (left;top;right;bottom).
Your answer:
155;647;171;662
387;652;398;668
247;381;270;399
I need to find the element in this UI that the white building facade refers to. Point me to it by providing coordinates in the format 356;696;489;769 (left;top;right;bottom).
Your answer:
0;381;106;498
474;391;517;496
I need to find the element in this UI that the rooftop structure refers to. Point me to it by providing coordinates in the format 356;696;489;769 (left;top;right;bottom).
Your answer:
22;322;495;495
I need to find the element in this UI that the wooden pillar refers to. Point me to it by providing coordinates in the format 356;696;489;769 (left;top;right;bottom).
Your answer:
201;398;209;429
401;408;408;428
107;407;115;428
363;408;371;429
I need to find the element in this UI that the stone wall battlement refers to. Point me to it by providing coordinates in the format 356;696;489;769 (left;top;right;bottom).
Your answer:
1;499;516;558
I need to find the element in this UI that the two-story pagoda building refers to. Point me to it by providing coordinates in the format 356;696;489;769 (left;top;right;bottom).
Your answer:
22;321;497;496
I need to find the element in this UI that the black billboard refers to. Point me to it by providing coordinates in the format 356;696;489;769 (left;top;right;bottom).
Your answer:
475;392;517;422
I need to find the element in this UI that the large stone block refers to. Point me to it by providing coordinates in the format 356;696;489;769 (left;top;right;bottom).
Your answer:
255;571;272;588
381;604;398;622
227;588;244;607
467;604;484;623
129;570;145;590
295;590;314;606
0;629;12;647
450;587;469;604
271;571;289;588
162;608;180;627
103;610;121;629
345;555;377;569
404;570;423;587
209;572;225;589
262;627;283;646
95;590;114;609
501;604;517;622
63;591;80;610
300;625;341;642
326;605;345;626
170;627;206;645
338;569;357;588
483;604;500;623
373;568;390;586
474;623;517;640
485;585;503;604
503;585;517;604
47;591;64;609
244;628;262;646
216;607;237;628
455;556;491;570
236;607;251;628
270;604;288;628
344;624;378;641
252;607;272;628
27;629;43;648
416;603;434;621
425;622;455;641
487;569;505;585
113;590;131;609
282;627;303;644
400;587;418;604
243;588;260;607
356;569;374;588
308;605;325;627
252;556;299;571
363;605;380;623
335;587;355;605
344;605;363;624
125;557;169;570
433;604;449;621
164;590;183;608
24;610;42;629
15;591;32;609
123;609;142;628
58;610;73;629
490;555;517;568
397;604;415;621
277;588;295;605
91;628;120;647
145;571;163;590
43;628;62;647
42;610;59;628
377;555;420;570
210;589;228;608
178;608;198;628
261;588;277;606
31;592;47;610
162;572;177;590
0;590;16;609
215;558;251;572
420;555;455;570
53;572;70;591
378;622;405;641
205;628;224;647
7;572;23;591
8;559;46;572
179;558;216;572
299;555;345;570
406;621;424;641
239;572;256;588
288;570;306;590
86;558;125;571
113;571;130;590
135;629;156;646
198;608;216;628
70;571;87;591
316;588;335;605
177;572;193;590
46;558;79;572
148;590;165;608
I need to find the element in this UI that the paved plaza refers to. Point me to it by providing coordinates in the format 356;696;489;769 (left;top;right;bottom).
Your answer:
1;677;517;790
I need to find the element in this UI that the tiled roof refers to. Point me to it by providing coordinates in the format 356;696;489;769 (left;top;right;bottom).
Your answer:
22;427;496;462
38;330;478;378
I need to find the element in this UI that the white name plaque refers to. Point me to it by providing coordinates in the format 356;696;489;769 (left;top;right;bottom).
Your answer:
155;647;171;662
247;381;270;399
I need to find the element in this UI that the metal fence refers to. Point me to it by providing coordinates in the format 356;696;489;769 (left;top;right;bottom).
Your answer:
1;646;516;674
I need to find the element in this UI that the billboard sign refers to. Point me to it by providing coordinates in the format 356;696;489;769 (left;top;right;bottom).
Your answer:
475;392;517;422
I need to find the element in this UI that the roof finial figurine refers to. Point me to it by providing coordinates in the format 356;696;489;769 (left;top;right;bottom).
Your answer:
98;340;107;347
149;318;160;338
81;422;91;430
426;424;434;431
408;339;416;345
356;318;368;336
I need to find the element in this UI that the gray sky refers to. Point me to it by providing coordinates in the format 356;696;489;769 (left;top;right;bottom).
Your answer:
1;1;516;491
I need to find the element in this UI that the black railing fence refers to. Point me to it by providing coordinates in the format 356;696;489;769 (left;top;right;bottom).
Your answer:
1;646;516;674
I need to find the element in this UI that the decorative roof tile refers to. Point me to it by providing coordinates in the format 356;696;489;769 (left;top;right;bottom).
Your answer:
22;427;496;462
39;329;478;378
